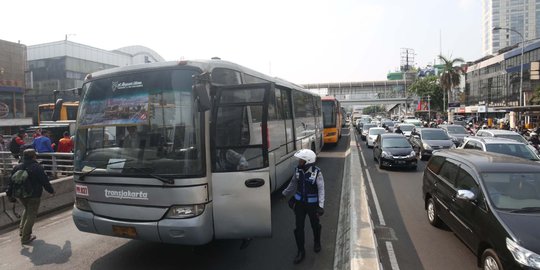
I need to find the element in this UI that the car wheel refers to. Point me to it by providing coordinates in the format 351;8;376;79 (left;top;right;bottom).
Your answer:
378;157;384;169
426;197;442;227
482;249;502;270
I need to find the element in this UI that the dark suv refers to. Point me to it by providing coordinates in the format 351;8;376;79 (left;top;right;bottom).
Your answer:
423;150;540;270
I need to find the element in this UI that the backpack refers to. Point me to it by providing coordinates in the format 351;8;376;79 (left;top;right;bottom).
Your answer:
11;168;33;198
9;137;20;154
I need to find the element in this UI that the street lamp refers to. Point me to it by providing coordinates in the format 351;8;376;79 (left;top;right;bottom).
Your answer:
493;27;524;115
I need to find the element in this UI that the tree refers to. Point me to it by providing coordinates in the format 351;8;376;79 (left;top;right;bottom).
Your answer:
408;76;444;112
438;55;464;113
363;105;386;115
529;86;540;105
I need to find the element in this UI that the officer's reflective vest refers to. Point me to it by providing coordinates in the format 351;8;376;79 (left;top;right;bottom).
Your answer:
294;165;320;205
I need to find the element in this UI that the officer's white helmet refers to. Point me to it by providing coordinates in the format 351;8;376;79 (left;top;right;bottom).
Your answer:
294;149;317;164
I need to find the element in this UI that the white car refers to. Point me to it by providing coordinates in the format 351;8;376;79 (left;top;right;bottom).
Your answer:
395;123;415;137
366;127;386;148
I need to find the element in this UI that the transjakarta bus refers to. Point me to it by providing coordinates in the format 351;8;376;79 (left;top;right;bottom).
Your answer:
72;59;324;244
321;96;342;144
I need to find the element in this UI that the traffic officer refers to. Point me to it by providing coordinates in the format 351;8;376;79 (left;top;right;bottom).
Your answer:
282;149;325;264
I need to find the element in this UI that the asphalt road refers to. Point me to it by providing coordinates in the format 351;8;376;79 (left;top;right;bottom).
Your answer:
0;131;350;270
353;128;479;270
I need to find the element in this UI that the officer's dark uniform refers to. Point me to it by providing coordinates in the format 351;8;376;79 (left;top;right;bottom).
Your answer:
282;163;325;263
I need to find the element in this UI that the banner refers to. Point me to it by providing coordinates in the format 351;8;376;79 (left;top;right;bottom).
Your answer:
416;98;430;112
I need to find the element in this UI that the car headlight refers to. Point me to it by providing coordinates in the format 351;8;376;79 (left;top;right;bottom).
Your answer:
422;143;432;150
166;204;205;219
507;238;540;268
409;151;416;157
381;151;391;158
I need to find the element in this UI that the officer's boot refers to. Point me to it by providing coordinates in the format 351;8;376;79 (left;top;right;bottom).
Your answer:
314;224;322;253
294;229;305;264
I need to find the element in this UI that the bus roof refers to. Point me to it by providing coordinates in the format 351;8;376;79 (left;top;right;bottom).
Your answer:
88;59;313;96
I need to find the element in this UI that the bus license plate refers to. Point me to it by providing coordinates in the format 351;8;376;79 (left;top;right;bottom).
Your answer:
112;225;137;238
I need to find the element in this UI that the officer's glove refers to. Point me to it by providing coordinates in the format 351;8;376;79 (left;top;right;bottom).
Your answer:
316;207;324;217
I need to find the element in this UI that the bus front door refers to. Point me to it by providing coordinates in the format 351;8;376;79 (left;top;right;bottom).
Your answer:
212;83;273;239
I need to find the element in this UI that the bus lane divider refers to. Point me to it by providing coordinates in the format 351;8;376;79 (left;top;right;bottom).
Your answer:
334;129;381;270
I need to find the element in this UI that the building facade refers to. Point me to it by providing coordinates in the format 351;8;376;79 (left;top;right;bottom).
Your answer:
482;0;540;55
466;39;540;111
26;41;165;122
0;39;32;135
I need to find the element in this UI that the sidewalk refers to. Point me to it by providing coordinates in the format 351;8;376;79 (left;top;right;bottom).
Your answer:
334;131;380;270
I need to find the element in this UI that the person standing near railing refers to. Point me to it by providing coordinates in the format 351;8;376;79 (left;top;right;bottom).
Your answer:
9;129;26;160
0;134;6;152
57;132;73;153
32;130;54;153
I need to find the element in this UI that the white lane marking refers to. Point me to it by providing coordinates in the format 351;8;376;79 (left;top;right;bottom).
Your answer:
386;241;401;270
360;151;367;167
365;168;386;226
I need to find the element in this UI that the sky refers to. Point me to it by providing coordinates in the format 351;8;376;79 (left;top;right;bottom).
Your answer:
3;0;482;84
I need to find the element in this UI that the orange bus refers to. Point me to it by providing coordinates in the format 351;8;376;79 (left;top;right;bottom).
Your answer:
321;96;342;144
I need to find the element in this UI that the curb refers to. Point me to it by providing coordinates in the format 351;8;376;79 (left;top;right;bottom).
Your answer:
334;131;380;270
0;176;74;230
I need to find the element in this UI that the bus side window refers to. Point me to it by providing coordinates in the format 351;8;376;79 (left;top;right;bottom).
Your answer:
212;68;242;85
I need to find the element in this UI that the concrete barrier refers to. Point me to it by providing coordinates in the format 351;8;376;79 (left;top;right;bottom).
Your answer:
0;176;74;230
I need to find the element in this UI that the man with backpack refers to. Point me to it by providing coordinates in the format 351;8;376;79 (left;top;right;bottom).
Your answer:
6;149;55;245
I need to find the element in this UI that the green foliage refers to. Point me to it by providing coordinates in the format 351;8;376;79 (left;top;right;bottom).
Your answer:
408;76;443;112
363;105;386;115
529;86;540;105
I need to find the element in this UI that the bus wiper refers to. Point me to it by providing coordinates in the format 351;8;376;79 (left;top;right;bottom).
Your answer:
510;207;540;213
76;159;133;180
123;166;175;185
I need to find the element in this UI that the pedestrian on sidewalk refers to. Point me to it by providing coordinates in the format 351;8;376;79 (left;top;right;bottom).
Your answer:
5;149;55;245
282;149;325;264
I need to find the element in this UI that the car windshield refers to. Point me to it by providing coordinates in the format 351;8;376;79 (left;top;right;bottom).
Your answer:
383;138;411;148
383;121;394;127
496;134;528;144
74;69;204;177
369;129;386;135
363;124;376;130
398;125;414;131
485;143;539;161
421;130;449;140
446;126;467;134
482;172;540;210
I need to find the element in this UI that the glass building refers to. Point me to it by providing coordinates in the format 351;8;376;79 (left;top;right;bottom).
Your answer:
26;40;164;123
0;39;32;135
466;39;540;109
482;0;540;56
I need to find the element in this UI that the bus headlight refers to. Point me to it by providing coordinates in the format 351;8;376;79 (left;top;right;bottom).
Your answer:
75;197;92;212
166;204;205;219
507;238;540;268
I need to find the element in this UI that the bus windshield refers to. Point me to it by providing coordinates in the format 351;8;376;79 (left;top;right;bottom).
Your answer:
322;101;336;128
39;106;54;122
74;69;204;177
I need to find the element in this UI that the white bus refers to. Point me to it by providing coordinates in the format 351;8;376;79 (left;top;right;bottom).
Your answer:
72;59;324;244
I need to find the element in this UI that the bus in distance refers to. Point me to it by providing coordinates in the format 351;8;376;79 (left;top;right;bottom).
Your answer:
72;59;324;245
38;101;79;124
321;96;342;145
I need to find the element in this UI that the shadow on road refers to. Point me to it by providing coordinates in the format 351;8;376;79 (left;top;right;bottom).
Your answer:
20;240;72;266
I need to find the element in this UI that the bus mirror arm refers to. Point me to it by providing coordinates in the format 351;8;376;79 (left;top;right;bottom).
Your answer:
194;73;211;112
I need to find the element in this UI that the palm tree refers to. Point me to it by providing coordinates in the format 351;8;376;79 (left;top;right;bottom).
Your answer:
438;55;464;115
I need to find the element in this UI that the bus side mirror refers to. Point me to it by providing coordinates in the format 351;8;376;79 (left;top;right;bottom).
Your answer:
194;83;211;112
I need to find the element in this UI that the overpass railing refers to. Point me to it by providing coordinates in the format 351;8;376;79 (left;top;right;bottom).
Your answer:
0;151;74;190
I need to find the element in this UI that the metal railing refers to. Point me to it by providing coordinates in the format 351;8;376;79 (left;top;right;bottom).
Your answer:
0;151;74;190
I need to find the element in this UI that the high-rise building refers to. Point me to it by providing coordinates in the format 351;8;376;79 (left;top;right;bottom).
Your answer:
482;0;540;55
